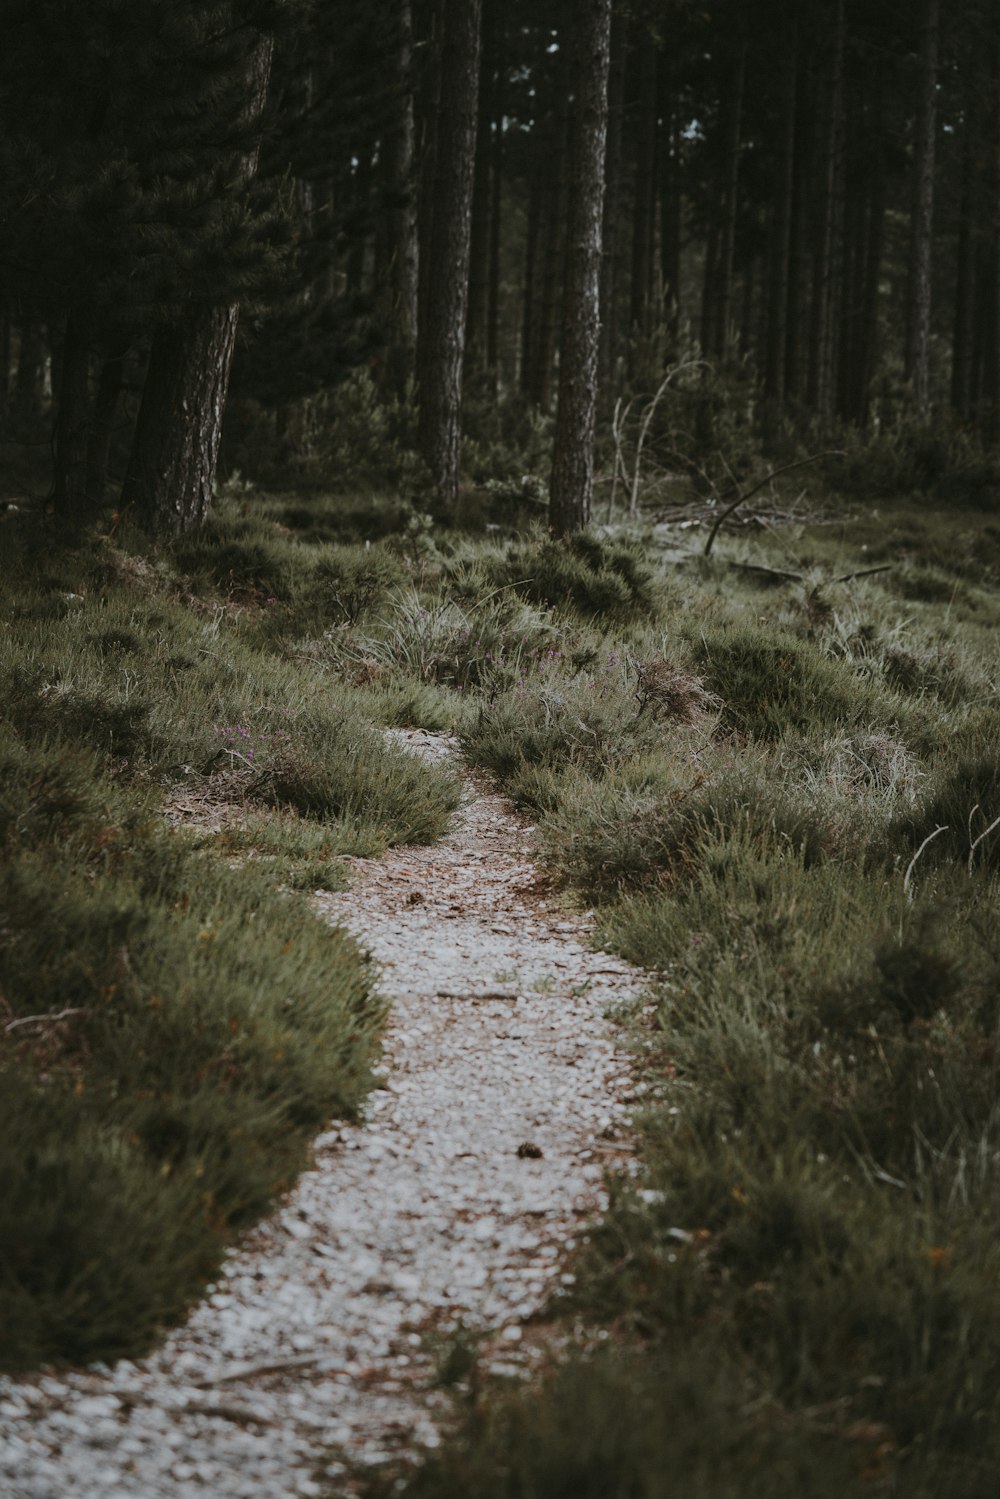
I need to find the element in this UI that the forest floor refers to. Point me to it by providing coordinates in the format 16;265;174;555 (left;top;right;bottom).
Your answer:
0;730;642;1499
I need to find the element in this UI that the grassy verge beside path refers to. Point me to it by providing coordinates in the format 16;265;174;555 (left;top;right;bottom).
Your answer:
381;500;1000;1499
0;505;461;1368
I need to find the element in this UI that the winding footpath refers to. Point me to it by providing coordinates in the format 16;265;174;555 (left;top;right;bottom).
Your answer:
0;732;643;1498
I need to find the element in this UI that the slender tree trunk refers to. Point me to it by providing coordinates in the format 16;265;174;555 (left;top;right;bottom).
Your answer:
952;102;977;420
0;315;10;425
85;338;129;509
629;30;658;338
764;34;797;414
520;159;543;395
659;76;682;344
808;0;845;424
416;0;481;504
598;6;627;401
465;3;494;372
992;17;1000;441
549;0;611;536
714;37;747;360
854;74;887;426
904;0;939;419
416;1;443;347
382;0;419;389
124;33;273;535
13;322;44;430
52;316;92;523
529;88;570;410
486;48;503;388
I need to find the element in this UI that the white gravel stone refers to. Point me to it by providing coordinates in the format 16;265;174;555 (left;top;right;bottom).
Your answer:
0;730;643;1497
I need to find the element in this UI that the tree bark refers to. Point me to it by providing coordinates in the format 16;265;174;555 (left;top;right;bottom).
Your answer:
549;0;611;536
952;97;977;420
465;2;495;372
904;0;939;419
629;27;658;339
486;40;503;387
659;74;682;345
52;316;92;523
382;0;419;387
808;0;845;425
598;7;628;400
764;34;797;414
416;0;481;505
85;338;129;510
123;32;274;536
527;87;570;410
714;36;747;360
13;321;44;431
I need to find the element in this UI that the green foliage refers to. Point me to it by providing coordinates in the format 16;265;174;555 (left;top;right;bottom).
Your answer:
395;492;1000;1499
0;731;384;1367
0;505;465;1368
490;531;659;622
692;622;909;742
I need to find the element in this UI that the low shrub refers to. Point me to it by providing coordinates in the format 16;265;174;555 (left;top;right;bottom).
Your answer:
490;530;659;622
0;732;384;1367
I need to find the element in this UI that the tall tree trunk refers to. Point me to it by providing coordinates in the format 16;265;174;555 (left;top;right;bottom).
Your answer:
52;316;92;523
465;3;495;372
486;44;503;388
659;75;682;345
952;100;977;420
598;6;628;401
0;315;10;426
85;338;129;510
808;0;845;425
123;33;273;536
416;0;443;348
764;34;797;415
904;0;940;419
852;72;887;427
382;0;419;389
549;0;611;536
520;157;543;395
416;0;481;504
13;322;44;430
527;91;570;410
714;36;747;360
629;28;658;339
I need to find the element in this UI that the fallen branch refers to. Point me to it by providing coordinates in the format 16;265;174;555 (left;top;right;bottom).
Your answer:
724;561;804;583
4;1006;90;1033
703;451;843;558
831;564;893;585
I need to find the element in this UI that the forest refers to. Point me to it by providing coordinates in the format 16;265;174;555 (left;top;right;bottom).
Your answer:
2;1;1000;1497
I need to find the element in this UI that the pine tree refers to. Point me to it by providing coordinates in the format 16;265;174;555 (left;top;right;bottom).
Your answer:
549;0;612;535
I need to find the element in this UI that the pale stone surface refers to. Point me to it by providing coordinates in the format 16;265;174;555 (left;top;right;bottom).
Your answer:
0;731;642;1497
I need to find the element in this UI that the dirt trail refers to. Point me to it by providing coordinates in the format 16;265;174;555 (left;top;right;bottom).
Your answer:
0;731;642;1498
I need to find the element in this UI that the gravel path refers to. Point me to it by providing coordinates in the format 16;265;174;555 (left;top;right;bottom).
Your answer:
0;731;642;1498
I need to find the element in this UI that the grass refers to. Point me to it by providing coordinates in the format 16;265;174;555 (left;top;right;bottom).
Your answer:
374;494;1000;1499
0;502;462;1369
4;481;1000;1494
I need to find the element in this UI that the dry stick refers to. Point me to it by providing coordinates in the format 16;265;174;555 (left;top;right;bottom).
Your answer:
702;451;843;558
4;1007;90;1033
629;361;707;516
968;811;1000;876
903;825;949;903
831;564;893;585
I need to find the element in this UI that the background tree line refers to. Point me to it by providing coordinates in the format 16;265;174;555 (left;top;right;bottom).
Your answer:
1;0;997;537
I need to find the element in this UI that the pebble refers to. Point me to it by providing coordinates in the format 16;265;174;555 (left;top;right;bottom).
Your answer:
0;730;643;1498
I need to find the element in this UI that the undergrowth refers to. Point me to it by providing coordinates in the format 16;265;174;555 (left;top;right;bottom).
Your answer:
0;503;461;1368
379;494;1000;1499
